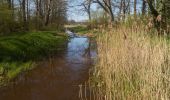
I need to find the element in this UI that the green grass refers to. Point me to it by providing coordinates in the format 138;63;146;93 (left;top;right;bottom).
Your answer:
0;61;33;82
0;31;67;61
0;31;67;86
67;26;89;34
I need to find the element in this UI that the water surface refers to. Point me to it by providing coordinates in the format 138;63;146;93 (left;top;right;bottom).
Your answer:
0;36;96;100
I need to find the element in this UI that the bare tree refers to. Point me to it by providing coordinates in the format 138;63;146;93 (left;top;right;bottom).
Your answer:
118;0;131;21
93;0;114;22
82;0;92;22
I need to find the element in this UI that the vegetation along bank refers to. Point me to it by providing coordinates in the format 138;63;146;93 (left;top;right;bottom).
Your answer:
0;31;67;86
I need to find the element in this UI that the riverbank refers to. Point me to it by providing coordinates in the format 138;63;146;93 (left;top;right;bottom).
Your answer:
65;25;99;37
0;31;68;86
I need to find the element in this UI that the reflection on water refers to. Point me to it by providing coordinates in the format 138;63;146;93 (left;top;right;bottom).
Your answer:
0;37;96;100
67;38;89;63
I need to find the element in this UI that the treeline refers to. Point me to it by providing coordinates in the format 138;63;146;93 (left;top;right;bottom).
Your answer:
79;0;170;34
0;0;67;35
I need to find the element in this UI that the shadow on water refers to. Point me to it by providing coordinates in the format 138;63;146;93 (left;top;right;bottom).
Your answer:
0;31;97;100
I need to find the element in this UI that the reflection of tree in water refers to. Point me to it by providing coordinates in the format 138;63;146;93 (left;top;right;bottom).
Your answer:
66;38;93;64
83;39;91;57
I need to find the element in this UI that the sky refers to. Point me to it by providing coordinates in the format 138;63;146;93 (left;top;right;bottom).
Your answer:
67;0;143;22
67;0;97;22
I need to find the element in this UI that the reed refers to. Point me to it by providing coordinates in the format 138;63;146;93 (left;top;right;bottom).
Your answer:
89;26;170;100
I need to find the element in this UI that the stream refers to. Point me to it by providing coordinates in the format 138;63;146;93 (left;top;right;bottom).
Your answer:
0;31;96;100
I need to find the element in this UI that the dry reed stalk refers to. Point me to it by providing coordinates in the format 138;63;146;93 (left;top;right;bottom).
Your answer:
89;26;170;100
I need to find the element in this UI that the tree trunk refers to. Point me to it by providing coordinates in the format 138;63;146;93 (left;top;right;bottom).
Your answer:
128;0;131;15
22;0;28;31
147;0;169;34
88;2;91;22
35;0;42;29
96;0;114;22
134;0;137;18
108;6;114;22
166;0;170;34
26;0;29;27
142;0;146;15
107;0;114;22
147;0;159;17
118;0;123;20
7;0;12;8
88;10;92;28
123;0;126;20
45;0;52;26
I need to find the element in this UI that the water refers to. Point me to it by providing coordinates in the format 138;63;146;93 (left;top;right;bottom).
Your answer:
0;36;96;100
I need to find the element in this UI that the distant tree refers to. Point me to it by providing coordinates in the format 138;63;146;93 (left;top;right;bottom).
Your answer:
0;0;16;34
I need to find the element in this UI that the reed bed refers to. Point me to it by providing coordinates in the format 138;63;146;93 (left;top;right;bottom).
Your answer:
89;26;170;100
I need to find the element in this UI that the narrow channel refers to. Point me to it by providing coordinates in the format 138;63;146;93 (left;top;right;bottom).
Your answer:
0;31;96;100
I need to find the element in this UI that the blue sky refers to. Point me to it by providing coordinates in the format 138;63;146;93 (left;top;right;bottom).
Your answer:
67;0;143;22
67;0;97;22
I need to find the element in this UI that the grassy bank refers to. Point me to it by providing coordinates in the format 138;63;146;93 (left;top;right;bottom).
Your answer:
90;27;170;99
66;25;99;37
0;32;67;61
67;25;89;35
0;61;33;86
0;31;67;86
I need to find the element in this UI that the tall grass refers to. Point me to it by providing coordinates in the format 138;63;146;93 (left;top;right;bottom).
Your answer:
90;26;170;100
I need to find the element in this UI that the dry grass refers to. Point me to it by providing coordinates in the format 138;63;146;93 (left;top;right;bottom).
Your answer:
89;26;170;100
